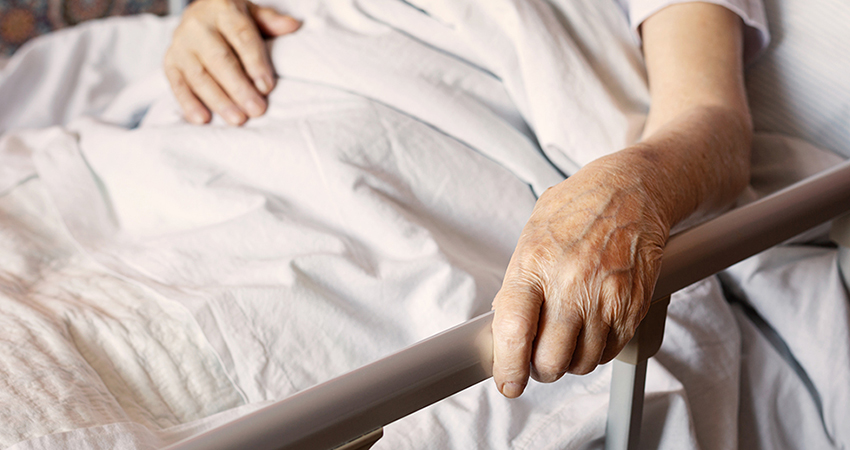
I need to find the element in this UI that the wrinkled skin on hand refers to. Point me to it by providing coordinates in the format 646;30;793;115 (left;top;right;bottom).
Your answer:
164;0;301;125
491;156;669;398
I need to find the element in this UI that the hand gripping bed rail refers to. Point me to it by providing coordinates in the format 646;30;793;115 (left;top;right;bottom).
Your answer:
164;160;850;450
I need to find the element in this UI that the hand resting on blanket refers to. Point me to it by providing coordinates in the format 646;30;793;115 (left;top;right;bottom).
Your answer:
163;2;754;399
164;0;301;125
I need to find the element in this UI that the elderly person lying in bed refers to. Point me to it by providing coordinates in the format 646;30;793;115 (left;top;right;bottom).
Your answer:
163;0;758;399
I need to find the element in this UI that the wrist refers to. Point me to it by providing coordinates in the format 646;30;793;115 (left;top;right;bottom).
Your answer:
581;148;679;234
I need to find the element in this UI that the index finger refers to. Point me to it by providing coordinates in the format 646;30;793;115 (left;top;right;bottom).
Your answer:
491;279;544;398
217;5;275;94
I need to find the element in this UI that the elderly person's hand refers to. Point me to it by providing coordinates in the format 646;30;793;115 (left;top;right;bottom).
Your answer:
164;0;301;125
492;154;668;393
491;2;754;398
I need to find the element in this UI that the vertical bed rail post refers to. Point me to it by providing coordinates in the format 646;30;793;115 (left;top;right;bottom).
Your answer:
831;213;850;289
605;295;670;450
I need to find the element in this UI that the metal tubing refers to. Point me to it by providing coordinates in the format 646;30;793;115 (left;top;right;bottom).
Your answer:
166;314;494;450
606;296;669;450
165;160;850;450
605;360;648;450
654;161;850;303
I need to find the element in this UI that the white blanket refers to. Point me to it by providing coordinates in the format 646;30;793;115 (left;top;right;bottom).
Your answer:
0;1;848;449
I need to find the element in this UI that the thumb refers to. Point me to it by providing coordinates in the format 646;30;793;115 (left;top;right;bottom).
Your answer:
249;4;301;37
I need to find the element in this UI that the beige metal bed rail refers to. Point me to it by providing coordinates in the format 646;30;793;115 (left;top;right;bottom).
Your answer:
164;159;850;450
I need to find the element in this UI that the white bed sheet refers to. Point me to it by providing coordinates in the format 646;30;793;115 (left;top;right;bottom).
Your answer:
0;1;848;449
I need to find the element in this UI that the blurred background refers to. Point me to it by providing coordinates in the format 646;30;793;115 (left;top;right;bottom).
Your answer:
0;0;168;56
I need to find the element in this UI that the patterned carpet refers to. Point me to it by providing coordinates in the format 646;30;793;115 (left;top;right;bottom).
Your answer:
0;0;168;56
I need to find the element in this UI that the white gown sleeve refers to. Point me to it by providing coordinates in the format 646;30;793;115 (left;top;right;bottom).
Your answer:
616;0;770;62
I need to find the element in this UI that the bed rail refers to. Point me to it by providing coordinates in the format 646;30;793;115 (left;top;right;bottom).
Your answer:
164;159;850;450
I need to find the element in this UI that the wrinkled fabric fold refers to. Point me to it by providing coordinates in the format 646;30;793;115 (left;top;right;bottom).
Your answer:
0;1;848;449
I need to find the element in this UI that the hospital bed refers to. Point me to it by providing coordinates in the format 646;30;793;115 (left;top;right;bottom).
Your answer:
161;159;850;450
0;2;850;449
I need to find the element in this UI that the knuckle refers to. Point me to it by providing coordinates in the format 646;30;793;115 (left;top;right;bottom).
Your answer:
538;185;560;203
205;56;239;79
207;0;231;9
601;296;627;326
235;84;260;101
217;0;249;22
568;355;599;375
164;49;191;69
533;362;566;383
240;51;265;73
570;363;595;376
164;67;183;85
495;315;535;353
527;244;555;267
215;56;244;79
183;63;207;81
180;15;208;33
163;50;177;67
192;83;223;108
207;44;235;62
540;293;579;327
231;22;258;44
497;363;529;381
175;86;196;104
507;257;549;292
640;241;665;264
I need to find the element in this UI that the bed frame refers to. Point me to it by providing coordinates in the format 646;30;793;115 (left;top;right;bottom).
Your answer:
157;159;850;450
161;8;850;444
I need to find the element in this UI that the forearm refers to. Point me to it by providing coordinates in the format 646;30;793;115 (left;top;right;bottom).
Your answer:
591;103;751;234
624;2;753;230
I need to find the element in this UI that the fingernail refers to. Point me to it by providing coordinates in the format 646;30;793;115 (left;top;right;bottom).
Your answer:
222;108;244;125
245;98;264;117
284;16;302;31
501;382;524;398
254;76;273;94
